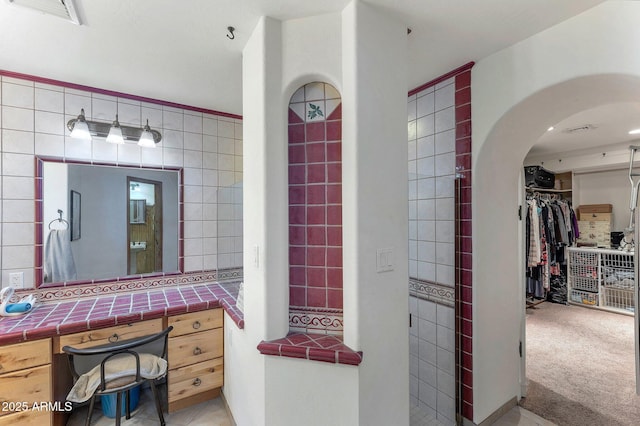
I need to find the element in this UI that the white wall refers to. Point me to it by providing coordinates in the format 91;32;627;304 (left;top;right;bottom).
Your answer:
342;2;409;425
472;1;640;423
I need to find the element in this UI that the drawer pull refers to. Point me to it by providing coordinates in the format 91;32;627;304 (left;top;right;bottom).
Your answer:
192;321;201;330
193;347;202;356
108;333;119;343
193;378;202;387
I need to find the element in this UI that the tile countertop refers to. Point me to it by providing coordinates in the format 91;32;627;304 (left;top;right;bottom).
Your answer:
0;282;244;346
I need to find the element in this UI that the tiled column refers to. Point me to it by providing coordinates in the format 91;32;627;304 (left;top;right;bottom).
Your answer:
288;82;343;335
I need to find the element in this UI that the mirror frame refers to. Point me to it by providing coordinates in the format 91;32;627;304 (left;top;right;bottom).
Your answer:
35;156;184;288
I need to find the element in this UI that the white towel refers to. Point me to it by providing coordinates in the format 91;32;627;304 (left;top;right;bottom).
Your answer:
44;229;77;283
66;353;167;403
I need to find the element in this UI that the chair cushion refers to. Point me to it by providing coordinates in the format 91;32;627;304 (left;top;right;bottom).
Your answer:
67;353;167;403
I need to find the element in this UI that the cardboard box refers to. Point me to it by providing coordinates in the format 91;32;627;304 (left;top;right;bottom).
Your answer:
578;212;612;222
577;220;611;248
578;204;612;214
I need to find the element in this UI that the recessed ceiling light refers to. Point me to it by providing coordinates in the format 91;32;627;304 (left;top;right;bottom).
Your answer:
547;126;554;131
629;129;640;135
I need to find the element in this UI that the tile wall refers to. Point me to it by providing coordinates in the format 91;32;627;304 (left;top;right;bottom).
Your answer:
287;82;344;335
407;76;457;424
0;74;243;288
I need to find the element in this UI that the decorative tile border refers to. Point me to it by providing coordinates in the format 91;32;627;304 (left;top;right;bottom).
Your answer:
17;268;243;302
409;278;455;307
289;306;344;335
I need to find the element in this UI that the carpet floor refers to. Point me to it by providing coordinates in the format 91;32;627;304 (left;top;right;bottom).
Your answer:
521;302;640;425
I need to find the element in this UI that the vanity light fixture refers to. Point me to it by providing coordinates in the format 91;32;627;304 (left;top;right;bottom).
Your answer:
69;109;92;141
106;114;124;144
67;110;162;145
138;120;157;148
629;128;640;135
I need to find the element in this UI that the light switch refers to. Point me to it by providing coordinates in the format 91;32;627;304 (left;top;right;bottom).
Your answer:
376;247;394;273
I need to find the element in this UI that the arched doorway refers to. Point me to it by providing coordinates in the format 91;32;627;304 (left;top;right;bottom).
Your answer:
472;73;640;420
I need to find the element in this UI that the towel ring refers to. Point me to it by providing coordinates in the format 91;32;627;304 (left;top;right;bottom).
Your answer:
48;209;69;230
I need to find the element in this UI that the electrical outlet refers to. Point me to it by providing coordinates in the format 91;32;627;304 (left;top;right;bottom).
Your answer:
9;272;24;289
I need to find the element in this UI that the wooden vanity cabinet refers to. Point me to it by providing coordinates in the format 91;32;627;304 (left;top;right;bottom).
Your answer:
0;339;52;426
167;308;224;412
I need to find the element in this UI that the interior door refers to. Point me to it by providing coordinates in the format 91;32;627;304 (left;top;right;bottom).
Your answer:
635;209;640;394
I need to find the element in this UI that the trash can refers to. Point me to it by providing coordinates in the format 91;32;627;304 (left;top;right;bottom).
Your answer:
100;385;141;418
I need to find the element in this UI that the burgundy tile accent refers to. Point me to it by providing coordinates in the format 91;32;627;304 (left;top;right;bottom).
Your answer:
460;187;472;204
456;121;472;139
257;342;281;356
327;103;342;120
456;154;471;171
307;226;326;246
307;142;326;163
289;107;304;124
460;236;472;253
326;184;341;204
308;348;337;363
327;227;342;246
326;268;343;288
290;267;306;285
462;335;472;354
326;247;342;267
461;366;473;387
461;319;473;337
280;345;308;359
307;288;327;307
306;122;325;142
327;142;341;162
462;402;473;421
307;206;325;225
307;185;326;204
461;253;472;270
288;164;306;184
461;270;472;287
289;247;306;266
258;332;361;365
288;84;343;334
289;206;306;225
460;220;472;237
456;104;472;122
289;124;305;144
461;285;472;303
456;137;472;154
327;206;342;225
460;204;472;221
289;145;306;164
455;86;471;106
326;163;341;183
456;70;471;88
326;121;342;141
338;351;363;365
327;289;343;309
462;384;473;404
290;225;306;245
307;268;326;288
290;286;306;306
307;247;326;266
307;164;326;183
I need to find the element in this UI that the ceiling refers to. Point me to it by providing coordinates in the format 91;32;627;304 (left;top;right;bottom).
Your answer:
6;1;635;167
0;0;605;117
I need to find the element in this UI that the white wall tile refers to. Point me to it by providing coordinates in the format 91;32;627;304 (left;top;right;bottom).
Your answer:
435;152;455;176
417;92;435;118
203;255;218;270
184;167;203;186
184;113;203;133
203;238;218;255
203;135;217;153
162;129;184;149
140;146;163;166
417;135;434;159
65;137;92;160
184;238;203;257
435;129;455;154
163;110;183;131
184;203;203;221
417;177;435;199
417;260;435;281
218;154;234;171
163;147;183;167
436;324;455;352
183;221;203;239
437;305;455;330
184;255;203;272
435;198;454;220
417;240;435;263
184;185;203;204
435;175;454;199
35;88;63;113
437;369;455;398
408;120;416;141
91;98;117;121
437;264;454;286
2;83;33;109
218;120;234;138
35;111;65;135
436;347;454;375
218;137;234;154
2;130;34;154
2;106;34;131
435;77;455;90
65;93;91;117
2;152;33;177
3;176;33;200
1;245;33;269
117;143;141;164
417;221;435;242
418;380;437;409
417;200;435;220
2;223;33;245
435;83;455;111
418;298;437;322
435;107;454;133
203;169;219;187
2;201;35;223
184;149;203;168
203;116;218;136
416;114;434;138
141;106;162;129
1;268;35;289
35;133;64;157
203;220;218;238
91;140;118;163
436;392;455;423
435;222;454;243
416;157;434;178
184;132;203;152
419;358;437;386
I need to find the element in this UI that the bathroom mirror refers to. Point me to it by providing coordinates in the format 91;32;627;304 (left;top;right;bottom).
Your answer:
37;157;181;287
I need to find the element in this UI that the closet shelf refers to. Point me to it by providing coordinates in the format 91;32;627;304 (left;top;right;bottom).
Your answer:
525;186;572;193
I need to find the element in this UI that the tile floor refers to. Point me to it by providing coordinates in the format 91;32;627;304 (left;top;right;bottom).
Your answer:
67;386;550;426
410;403;556;426
66;385;233;426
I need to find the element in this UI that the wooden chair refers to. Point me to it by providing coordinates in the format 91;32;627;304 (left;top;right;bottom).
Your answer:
62;326;173;426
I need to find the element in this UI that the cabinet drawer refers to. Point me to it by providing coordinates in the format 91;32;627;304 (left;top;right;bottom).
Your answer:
0;339;51;374
55;319;162;353
0;409;50;425
0;365;51;417
168;309;223;337
169;328;223;369
168;357;223;403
